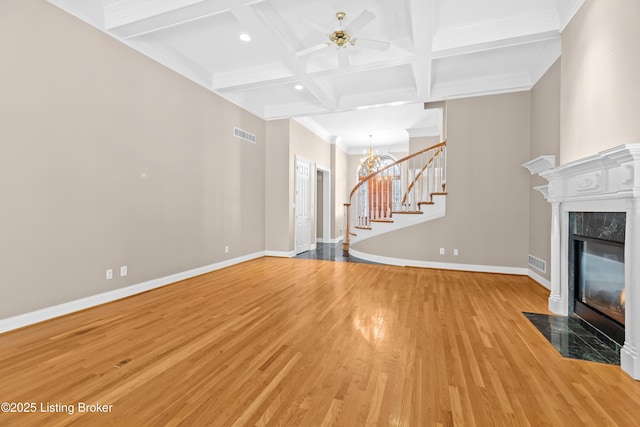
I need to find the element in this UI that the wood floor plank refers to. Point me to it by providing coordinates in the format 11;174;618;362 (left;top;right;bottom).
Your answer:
1;257;640;426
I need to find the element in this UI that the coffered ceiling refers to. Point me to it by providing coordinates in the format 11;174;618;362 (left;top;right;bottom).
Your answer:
48;0;584;150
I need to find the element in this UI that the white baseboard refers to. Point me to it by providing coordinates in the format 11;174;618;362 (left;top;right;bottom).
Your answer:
527;269;551;290
264;250;296;258
0;251;265;335
315;236;344;244
349;249;529;276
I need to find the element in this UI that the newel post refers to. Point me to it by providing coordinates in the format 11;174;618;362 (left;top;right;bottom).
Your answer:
343;203;351;254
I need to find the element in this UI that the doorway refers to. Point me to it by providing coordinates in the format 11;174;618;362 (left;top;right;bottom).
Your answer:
316;165;331;244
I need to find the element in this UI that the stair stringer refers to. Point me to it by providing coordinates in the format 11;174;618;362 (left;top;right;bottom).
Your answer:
350;195;446;246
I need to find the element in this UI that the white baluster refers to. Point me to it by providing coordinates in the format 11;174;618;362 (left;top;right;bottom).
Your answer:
377;177;380;219
387;176;391;217
442;146;447;190
420;152;424;204
381;176;384;218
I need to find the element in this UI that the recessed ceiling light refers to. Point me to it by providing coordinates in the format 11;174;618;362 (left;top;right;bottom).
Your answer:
294;84;304;90
239;33;251;42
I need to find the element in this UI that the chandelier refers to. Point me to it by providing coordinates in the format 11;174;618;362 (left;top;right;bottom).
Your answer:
360;135;382;175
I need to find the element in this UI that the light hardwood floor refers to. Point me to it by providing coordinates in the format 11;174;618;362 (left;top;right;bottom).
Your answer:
1;257;639;426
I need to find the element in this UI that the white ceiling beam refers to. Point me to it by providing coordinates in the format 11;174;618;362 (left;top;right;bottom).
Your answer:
406;0;437;100
432;30;559;60
215;53;417;93
103;0;212;29
432;8;559;52
431;72;532;100
249;1;305;53
213;69;295;92
228;2;338;110
107;0;233;39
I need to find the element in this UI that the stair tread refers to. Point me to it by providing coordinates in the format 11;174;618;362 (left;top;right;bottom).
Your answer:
355;226;372;230
418;201;435;205
391;211;423;215
431;192;448;196
370;219;394;223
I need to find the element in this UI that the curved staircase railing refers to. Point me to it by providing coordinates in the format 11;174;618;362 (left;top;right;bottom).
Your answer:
343;141;447;252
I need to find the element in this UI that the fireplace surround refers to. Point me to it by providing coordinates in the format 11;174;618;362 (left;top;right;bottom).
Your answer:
525;145;640;380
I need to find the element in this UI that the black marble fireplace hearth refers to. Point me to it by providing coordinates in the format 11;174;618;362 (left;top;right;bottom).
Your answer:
524;312;621;365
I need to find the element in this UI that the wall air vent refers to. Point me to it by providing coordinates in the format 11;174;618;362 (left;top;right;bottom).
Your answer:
233;127;256;144
528;254;547;274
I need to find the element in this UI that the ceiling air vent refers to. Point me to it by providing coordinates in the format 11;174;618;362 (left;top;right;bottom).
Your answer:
233;127;256;144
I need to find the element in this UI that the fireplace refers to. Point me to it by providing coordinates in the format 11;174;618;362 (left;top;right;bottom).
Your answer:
570;212;626;344
524;144;640;380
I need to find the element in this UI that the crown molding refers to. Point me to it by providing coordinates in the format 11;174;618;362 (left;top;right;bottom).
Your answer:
292;117;332;143
432;72;531;100
556;0;586;32
407;127;441;138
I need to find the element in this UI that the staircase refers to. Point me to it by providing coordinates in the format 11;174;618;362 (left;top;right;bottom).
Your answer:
343;141;447;252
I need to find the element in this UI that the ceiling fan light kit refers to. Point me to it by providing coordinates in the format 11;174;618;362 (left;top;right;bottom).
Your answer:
329;11;354;49
296;10;390;66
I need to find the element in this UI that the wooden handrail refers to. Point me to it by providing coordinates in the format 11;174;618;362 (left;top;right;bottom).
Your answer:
349;141;446;200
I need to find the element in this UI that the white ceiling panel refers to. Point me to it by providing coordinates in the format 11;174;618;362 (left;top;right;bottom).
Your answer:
151;12;278;74
437;0;558;30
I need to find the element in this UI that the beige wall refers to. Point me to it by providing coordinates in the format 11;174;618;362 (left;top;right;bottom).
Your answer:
353;92;531;268
265;120;290;253
409;136;441;154
0;0;266;318
529;59;561;281
561;0;640;163
332;145;349;239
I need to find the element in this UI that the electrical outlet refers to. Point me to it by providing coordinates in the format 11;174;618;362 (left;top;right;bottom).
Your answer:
224;246;229;253
120;266;128;277
339;229;343;234
106;269;113;280
439;248;445;255
454;249;459;256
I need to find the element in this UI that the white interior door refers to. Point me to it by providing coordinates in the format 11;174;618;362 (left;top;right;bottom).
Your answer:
295;157;311;254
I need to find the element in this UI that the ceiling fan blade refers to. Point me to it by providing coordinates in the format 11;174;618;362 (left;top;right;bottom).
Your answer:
296;43;328;56
338;48;349;68
303;17;331;34
355;38;390;51
346;10;375;33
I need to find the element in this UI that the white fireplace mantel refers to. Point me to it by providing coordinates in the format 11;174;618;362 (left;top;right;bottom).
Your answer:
528;144;640;380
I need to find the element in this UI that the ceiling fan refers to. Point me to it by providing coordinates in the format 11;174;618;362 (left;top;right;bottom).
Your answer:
296;10;390;68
